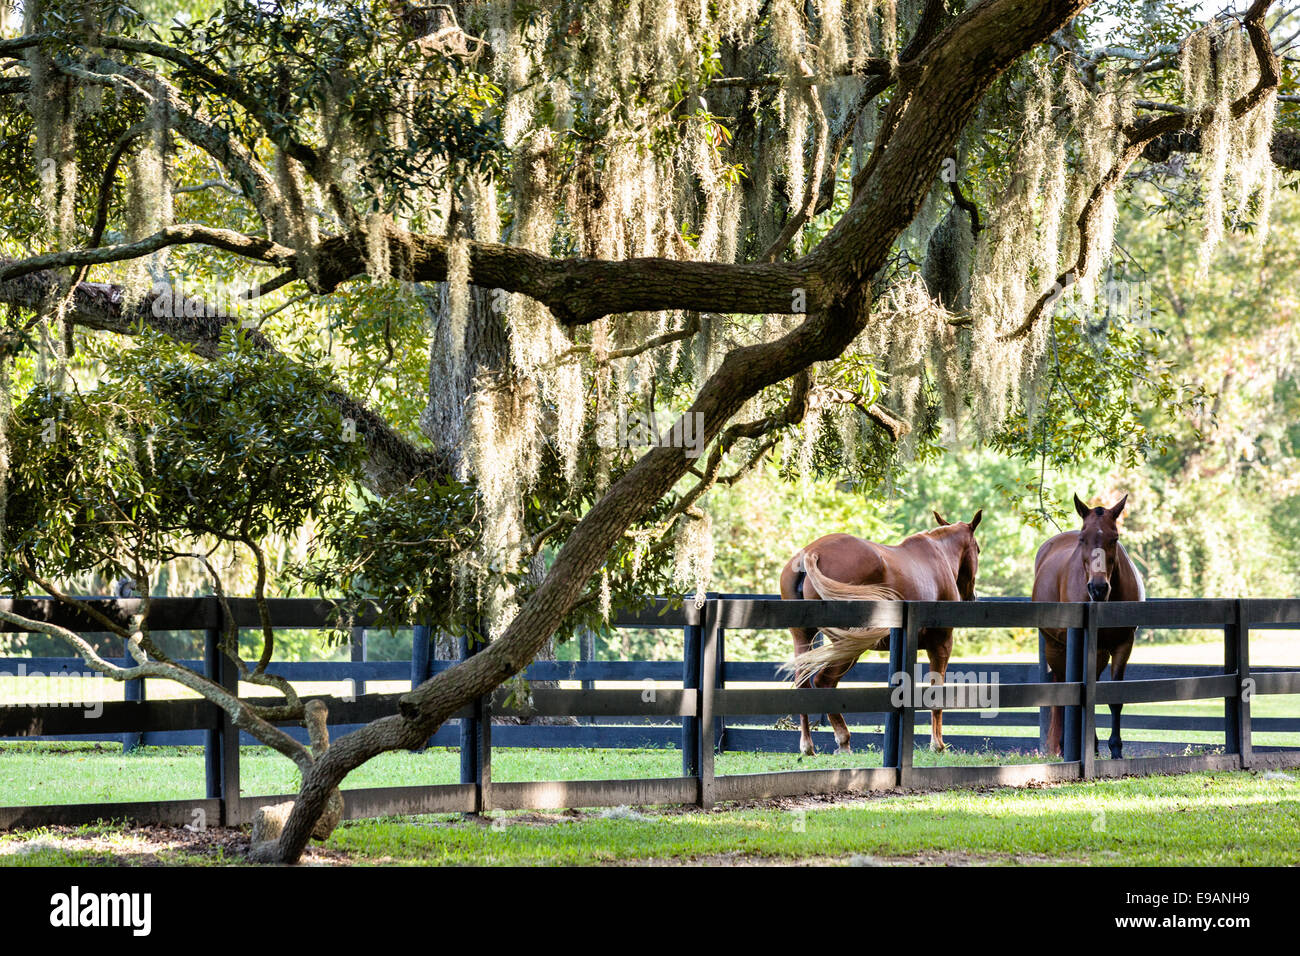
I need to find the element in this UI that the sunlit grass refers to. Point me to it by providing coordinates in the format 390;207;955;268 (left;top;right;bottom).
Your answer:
317;768;1300;866
6;769;1297;866
0;741;1059;807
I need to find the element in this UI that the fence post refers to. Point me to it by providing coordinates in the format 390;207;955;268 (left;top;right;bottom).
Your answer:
883;625;904;771
1226;600;1251;768
122;637;143;754
1063;626;1083;765
579;627;595;727
714;614;726;754
458;630;490;814
698;600;718;809
203;623;221;803
1037;629;1050;753
898;609;918;788
350;626;367;699
411;624;432;688
681;614;701;779
410;624;433;752
475;686;492;814
1082;606;1097;779
203;598;242;827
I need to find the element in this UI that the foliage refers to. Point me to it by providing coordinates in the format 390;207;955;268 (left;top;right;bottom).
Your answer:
1;0;1298;665
2;328;364;594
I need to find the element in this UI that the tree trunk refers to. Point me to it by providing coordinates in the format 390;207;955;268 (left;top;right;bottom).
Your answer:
263;0;1093;864
416;187;570;722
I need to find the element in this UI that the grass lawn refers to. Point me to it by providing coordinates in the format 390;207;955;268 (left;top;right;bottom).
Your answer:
0;742;1053;807
2;768;1298;866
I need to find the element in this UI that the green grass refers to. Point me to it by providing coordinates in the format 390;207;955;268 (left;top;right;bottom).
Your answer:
292;768;1300;866
5;769;1299;866
0;742;1056;807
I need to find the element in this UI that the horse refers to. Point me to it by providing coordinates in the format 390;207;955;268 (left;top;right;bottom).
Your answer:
1032;493;1145;759
779;510;983;756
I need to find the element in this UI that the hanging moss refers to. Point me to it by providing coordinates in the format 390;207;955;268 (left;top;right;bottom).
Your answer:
673;509;714;601
25;0;79;251
122;107;173;308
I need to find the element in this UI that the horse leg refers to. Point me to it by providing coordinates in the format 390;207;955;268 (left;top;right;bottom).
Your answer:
818;661;854;754
925;630;953;753
791;627;818;756
1106;634;1135;759
1043;632;1066;757
1093;649;1111;757
1047;686;1063;756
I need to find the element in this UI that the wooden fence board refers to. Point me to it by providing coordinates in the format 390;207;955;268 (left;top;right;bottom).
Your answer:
714;599;904;630
488;777;698;810
1241;599;1300;626
908;601;1085;630
712;767;897;801
1093;600;1235;629
0;797;220;830
905;762;1081;789
1094;674;1237;705
1245;750;1300;769
1252;672;1300;695
491;688;697;718
609;600;697;628
715;687;895;715
236;784;478;820
1090;753;1241;777
0;699;218;736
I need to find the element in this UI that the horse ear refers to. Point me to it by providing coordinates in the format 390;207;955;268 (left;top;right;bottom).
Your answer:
1110;494;1128;520
933;510;948;526
969;509;982;533
1074;494;1090;520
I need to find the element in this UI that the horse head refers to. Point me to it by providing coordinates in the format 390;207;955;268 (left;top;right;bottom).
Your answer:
932;508;983;601
1073;493;1128;601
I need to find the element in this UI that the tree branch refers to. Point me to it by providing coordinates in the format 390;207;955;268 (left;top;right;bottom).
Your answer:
0;225;296;284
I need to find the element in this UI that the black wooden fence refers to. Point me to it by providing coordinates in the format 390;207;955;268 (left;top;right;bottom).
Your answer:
1;594;1298;829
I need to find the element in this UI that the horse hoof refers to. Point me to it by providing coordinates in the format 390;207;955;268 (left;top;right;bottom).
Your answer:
835;744;852;755
931;742;948;753
800;744;816;757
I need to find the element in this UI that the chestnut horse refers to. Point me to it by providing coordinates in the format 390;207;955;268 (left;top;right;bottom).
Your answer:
1032;494;1145;758
779;511;983;756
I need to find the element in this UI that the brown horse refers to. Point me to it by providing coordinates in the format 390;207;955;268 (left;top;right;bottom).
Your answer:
1032;494;1145;758
779;511;983;756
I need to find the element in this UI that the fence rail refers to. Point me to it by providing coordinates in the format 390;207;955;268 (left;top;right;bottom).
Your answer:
1;594;1299;829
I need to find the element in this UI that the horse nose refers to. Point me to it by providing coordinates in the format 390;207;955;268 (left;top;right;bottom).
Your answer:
1088;581;1110;601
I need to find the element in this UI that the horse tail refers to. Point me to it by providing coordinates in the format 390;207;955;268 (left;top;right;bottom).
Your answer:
777;551;900;686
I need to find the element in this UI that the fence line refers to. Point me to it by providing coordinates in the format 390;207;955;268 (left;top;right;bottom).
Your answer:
1;595;1299;828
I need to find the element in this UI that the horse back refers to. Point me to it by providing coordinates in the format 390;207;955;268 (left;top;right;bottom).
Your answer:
789;532;953;601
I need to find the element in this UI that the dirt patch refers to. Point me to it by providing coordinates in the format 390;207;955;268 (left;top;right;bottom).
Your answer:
0;824;348;866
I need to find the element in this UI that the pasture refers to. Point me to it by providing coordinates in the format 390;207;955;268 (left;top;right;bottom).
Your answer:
3;593;1299;868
